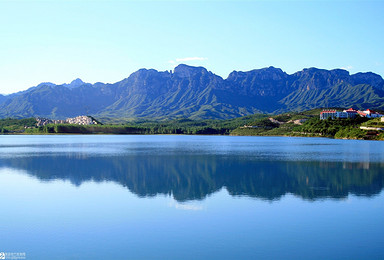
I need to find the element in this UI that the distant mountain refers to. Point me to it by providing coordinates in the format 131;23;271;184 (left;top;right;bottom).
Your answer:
62;78;91;89
0;64;383;120
0;94;6;105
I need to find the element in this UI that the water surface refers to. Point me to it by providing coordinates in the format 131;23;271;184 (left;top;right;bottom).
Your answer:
0;135;383;259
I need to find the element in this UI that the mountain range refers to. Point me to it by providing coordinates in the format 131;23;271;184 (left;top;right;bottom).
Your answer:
0;64;383;120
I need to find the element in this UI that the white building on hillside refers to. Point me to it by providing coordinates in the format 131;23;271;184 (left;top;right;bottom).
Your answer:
361;109;383;118
320;108;383;120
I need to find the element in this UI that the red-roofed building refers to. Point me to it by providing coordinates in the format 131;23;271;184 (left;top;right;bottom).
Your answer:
362;109;383;118
320;108;383;120
320;110;337;120
342;108;358;119
357;111;367;117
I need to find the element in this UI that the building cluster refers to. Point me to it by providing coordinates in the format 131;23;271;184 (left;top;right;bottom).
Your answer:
320;108;384;120
36;116;98;126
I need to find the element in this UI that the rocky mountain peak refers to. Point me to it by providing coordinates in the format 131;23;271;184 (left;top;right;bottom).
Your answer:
173;64;208;78
68;78;85;88
60;78;87;89
227;66;287;82
351;72;384;89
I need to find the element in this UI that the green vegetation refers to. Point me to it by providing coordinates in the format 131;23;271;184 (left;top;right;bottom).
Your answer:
231;110;317;136
231;110;384;140
2;109;384;140
123;115;267;135
296;117;384;140
25;124;146;134
293;117;384;140
361;117;384;128
0;117;36;133
334;127;367;139
296;117;369;136
22;114;267;135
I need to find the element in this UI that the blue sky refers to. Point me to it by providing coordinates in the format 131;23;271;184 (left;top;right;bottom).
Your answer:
0;0;383;94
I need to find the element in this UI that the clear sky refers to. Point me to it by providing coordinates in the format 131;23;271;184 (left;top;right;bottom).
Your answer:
0;0;383;94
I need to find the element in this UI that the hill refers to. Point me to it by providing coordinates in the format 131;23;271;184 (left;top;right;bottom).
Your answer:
0;65;383;120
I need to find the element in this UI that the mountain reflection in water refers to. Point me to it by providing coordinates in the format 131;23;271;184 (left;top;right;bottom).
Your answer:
1;154;383;201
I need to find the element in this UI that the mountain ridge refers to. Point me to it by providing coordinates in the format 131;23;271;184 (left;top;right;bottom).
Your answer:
0;64;383;120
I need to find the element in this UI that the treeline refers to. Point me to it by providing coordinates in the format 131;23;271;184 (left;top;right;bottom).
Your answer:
0;117;36;133
25;124;233;135
25;124;146;134
24;119;251;135
124;118;255;135
0;114;266;135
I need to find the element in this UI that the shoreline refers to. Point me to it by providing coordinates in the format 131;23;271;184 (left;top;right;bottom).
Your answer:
1;131;382;141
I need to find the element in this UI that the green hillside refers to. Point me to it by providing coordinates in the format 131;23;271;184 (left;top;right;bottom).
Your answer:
1;65;384;120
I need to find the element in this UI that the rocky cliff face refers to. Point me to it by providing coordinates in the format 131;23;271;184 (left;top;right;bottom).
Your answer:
226;67;289;96
0;64;383;120
351;72;384;90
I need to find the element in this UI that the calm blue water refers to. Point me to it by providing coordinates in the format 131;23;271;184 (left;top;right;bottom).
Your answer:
0;135;383;259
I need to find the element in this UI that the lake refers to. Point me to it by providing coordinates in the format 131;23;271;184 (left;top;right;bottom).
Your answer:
0;135;383;259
